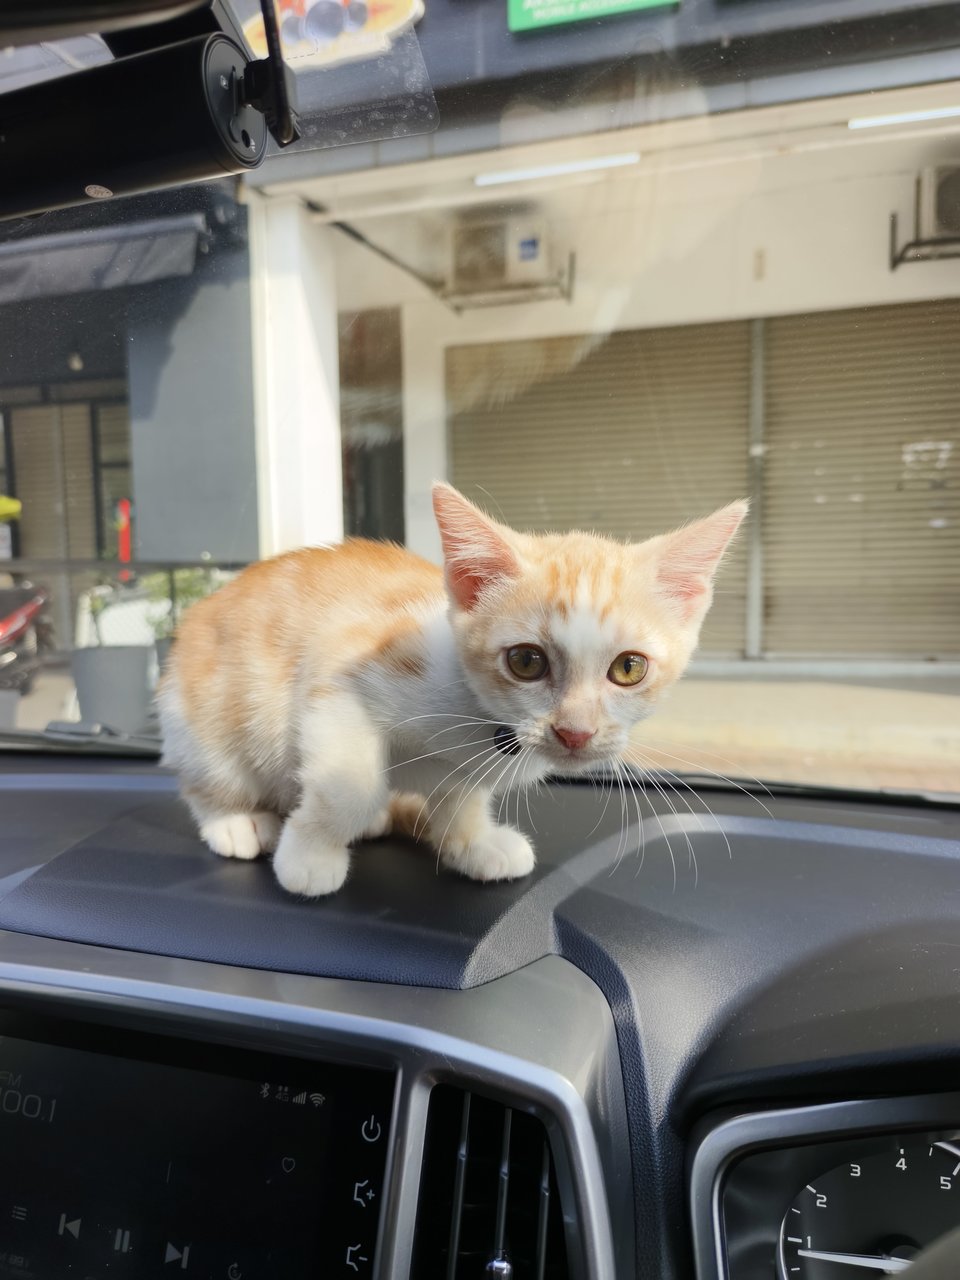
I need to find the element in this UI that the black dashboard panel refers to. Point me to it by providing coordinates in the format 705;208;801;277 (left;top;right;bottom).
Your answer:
0;773;561;989
0;1009;394;1279
1;755;960;1280
0;936;629;1280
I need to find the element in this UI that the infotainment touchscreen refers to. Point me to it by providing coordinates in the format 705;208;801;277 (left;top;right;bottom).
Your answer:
0;1014;394;1279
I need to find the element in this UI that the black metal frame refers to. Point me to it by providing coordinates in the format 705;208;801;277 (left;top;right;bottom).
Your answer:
90;400;134;560
0;407;17;558
2;556;246;663
90;403;106;560
889;176;960;270
3;558;246;574
0;386;129;563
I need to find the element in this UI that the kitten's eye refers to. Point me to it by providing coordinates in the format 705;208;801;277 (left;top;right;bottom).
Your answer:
607;652;648;687
506;644;549;681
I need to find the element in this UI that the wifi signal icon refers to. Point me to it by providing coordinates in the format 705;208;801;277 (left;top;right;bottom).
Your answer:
309;1093;325;1108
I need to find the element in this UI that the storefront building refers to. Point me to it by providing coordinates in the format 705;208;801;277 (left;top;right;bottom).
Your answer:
0;0;958;666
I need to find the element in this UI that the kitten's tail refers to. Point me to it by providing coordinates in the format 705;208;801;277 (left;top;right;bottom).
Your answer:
387;791;428;840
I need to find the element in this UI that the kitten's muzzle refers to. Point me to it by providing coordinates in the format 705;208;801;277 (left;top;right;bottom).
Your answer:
552;726;597;751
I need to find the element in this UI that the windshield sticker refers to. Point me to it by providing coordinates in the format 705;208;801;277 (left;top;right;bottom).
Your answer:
242;0;425;71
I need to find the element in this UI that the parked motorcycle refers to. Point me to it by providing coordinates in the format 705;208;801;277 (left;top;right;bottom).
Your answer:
0;584;51;694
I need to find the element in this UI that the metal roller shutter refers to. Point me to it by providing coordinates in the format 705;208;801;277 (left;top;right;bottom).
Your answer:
10;406;66;559
95;402;130;465
11;403;97;558
765;301;960;658
11;402;98;644
95;402;133;555
448;324;751;656
60;402;97;559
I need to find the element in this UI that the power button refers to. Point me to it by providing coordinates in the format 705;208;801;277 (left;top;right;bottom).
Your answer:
360;1115;382;1144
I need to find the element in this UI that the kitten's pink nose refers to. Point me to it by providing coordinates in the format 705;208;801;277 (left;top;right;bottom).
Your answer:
552;726;596;751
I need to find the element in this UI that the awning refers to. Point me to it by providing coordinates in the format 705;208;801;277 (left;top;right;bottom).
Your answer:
0;213;208;306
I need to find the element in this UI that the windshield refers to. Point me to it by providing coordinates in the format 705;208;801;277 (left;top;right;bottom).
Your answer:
0;0;958;798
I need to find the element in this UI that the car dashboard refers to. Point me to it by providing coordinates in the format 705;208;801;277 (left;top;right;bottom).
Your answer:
0;751;959;1280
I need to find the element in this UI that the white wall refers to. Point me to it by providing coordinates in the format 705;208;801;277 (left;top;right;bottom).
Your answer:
400;302;449;562
250;196;344;556
331;127;960;558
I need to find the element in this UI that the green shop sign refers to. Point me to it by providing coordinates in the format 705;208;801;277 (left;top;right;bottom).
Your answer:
508;0;675;33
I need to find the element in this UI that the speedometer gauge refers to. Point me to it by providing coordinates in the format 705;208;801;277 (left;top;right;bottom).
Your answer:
779;1138;960;1277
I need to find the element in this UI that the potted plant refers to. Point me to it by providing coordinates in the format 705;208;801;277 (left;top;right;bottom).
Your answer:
145;567;215;670
70;581;155;735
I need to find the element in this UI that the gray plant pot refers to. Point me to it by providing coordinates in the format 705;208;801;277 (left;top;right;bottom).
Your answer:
0;690;18;730
71;645;154;736
155;636;174;671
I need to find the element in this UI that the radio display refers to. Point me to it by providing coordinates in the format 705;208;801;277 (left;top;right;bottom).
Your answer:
0;1014;394;1279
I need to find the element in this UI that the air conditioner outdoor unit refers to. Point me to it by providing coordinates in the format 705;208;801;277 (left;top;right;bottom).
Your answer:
444;216;566;307
919;165;960;239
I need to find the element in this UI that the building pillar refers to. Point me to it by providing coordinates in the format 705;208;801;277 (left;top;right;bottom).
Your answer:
249;194;343;556
401;299;450;564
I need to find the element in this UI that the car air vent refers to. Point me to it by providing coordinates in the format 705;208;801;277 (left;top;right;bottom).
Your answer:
412;1083;571;1279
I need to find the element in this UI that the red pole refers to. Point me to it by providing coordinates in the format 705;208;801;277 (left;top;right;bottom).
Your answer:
117;498;131;582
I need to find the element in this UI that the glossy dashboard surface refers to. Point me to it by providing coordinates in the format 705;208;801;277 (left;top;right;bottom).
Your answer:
1;752;960;1279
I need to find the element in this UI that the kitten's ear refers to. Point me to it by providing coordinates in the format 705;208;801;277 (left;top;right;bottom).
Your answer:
655;500;749;621
432;482;520;611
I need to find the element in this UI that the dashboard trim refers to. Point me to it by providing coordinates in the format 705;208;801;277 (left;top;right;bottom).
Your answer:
690;1093;960;1280
0;930;631;1279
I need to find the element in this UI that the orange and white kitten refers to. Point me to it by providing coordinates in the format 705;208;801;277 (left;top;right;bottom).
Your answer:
159;483;746;897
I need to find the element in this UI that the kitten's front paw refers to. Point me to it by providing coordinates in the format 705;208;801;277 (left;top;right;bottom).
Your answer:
441;824;536;883
201;811;281;860
273;823;350;897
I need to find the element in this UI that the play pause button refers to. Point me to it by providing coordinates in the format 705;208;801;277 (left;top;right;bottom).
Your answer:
165;1242;191;1269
